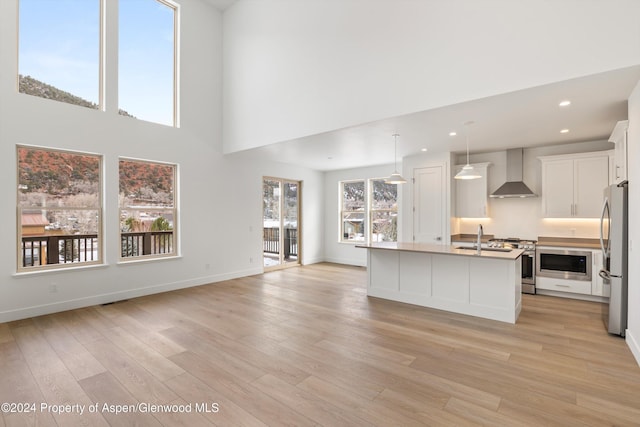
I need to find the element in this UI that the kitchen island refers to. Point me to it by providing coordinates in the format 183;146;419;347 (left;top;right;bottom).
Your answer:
357;242;524;323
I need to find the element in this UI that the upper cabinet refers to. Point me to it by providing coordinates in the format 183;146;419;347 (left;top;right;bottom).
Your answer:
609;120;629;185
539;151;612;218
455;162;490;218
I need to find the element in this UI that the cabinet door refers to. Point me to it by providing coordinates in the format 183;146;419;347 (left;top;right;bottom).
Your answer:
574;156;608;218
455;164;488;218
610;121;628;185
541;159;573;217
413;166;444;243
592;249;605;296
613;130;628;184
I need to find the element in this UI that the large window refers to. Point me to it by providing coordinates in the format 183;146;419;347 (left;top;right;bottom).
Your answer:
17;146;102;271
340;180;366;242
119;158;177;260
339;179;398;243
18;0;101;109
17;0;180;127
119;0;178;126
370;179;398;242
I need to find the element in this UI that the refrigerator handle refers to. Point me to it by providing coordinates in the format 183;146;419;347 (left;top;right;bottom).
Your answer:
599;197;609;257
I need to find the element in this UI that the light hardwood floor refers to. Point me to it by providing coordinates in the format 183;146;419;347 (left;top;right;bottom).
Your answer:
1;263;639;426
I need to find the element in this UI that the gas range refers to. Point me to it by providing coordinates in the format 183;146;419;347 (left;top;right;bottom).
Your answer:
488;238;536;251
488;238;537;294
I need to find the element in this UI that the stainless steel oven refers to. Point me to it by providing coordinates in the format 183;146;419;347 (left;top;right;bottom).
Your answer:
536;248;592;281
489;238;536;293
520;245;535;294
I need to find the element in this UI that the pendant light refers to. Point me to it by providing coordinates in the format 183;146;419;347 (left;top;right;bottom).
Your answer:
454;121;481;180
385;134;407;184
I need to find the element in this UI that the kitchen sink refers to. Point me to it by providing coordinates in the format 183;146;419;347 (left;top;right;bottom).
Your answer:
454;246;513;252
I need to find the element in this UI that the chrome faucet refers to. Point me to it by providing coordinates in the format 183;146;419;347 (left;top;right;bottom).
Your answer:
477;224;483;255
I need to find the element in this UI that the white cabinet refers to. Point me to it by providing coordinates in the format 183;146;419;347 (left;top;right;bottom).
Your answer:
455;163;490;218
591;249;607;297
609;120;628;185
539;151;611;218
536;276;592;295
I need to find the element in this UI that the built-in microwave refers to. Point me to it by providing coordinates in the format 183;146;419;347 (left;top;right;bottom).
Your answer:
536;248;592;281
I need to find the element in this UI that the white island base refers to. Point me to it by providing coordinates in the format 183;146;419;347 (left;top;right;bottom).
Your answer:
359;243;523;324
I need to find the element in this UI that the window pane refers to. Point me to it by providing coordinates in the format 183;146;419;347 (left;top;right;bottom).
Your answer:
263;179;280;229
120;209;174;232
18;147;101;208
21;208;100;267
371;211;397;242
342;181;365;211
19;0;100;108
342;212;365;241
119;0;176;126
371;180;398;210
119;159;175;208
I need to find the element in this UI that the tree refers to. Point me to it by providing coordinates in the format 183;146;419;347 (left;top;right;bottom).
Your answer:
151;217;171;231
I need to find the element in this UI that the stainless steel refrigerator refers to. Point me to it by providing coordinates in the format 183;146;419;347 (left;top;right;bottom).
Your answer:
599;183;628;336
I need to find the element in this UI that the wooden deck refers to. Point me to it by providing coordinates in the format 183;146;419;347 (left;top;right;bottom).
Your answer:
1;263;639;426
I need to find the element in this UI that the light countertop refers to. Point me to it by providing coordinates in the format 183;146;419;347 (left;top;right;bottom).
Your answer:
450;233;495;244
537;236;601;249
357;242;524;260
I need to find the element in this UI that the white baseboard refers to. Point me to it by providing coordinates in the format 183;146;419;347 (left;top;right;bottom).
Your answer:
535;289;607;303
626;329;640;367
301;257;325;265
0;266;263;323
323;257;367;267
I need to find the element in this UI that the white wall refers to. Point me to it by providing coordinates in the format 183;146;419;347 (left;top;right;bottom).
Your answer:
626;81;640;364
0;0;324;322
323;163;398;266
223;0;640;153
455;140;614;240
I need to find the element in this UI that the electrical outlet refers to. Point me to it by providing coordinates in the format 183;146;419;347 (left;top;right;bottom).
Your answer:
49;284;58;293
249;257;253;263
205;263;210;270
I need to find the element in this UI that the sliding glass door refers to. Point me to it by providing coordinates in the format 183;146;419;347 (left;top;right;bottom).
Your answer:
263;177;301;269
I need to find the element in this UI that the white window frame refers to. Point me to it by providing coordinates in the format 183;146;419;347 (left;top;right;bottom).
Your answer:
338;178;399;244
118;0;180;127
119;157;178;261
339;180;366;243
369;178;399;243
17;0;104;110
17;145;104;272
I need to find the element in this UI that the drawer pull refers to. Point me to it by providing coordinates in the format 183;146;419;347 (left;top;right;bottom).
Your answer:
555;284;571;288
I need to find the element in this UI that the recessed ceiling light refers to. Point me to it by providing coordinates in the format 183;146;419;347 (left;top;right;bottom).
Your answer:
449;131;457;137
559;100;571;107
421;148;428;152
560;129;570;134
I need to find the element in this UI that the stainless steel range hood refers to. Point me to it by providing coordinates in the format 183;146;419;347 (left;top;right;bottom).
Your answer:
490;148;537;198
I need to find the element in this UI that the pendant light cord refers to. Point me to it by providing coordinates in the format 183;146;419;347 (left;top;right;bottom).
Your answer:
394;134;399;172
465;121;474;165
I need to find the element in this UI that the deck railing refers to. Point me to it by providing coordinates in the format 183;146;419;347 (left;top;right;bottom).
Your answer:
21;234;99;267
263;227;298;258
121;231;173;257
21;231;174;267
